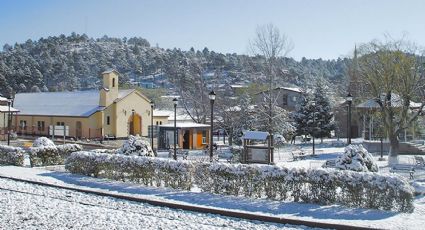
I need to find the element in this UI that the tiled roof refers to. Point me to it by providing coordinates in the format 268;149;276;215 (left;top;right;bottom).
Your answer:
14;89;134;117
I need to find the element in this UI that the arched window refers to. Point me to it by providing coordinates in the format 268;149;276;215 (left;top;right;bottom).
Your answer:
112;78;115;87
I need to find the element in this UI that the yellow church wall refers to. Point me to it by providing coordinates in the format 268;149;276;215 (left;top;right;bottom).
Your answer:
115;91;151;137
14;113;102;139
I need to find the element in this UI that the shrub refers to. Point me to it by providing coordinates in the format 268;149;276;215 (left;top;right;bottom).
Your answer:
32;137;55;147
29;142;82;167
0;144;24;166
117;135;154;157
65;151;414;212
65;151;194;190
336;144;378;172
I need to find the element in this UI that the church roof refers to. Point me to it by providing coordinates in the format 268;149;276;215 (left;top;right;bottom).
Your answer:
14;89;134;117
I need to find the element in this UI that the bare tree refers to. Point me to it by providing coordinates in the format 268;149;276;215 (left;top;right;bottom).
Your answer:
250;24;294;135
357;39;425;164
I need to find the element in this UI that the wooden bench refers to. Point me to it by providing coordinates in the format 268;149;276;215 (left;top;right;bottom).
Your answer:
390;164;415;179
323;159;336;168
292;149;306;161
415;156;425;167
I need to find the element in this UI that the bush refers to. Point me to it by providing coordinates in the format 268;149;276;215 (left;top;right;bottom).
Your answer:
32;137;55;147
65;151;193;190
336;144;378;172
29;142;82;167
0;144;24;166
65;151;414;212
117;135;154;157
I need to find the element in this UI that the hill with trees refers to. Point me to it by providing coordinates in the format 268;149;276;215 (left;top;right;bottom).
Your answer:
0;33;351;99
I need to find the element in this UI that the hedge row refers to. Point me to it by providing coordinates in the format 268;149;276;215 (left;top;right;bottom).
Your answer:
65;151;414;212
65;151;193;190
0;144;24;166
29;144;83;167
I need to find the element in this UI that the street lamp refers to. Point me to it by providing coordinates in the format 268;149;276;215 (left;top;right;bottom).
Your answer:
209;91;216;162
311;101;316;155
173;98;178;160
7;98;11;146
150;101;155;155
346;93;353;145
131;109;135;135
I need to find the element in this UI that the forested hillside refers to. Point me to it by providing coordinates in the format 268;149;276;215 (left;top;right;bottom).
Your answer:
0;33;351;97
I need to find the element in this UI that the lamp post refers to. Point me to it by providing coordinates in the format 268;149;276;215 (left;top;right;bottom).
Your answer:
311;101;316;155
173;98;178;160
131;109;135;135
7;98;11;146
346;93;353;145
150;101;155;155
209;91;216;162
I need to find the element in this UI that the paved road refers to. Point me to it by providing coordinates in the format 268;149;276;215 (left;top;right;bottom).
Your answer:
0;178;319;230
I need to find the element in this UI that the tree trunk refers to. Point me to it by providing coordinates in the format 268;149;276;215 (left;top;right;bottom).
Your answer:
388;132;399;165
228;127;233;146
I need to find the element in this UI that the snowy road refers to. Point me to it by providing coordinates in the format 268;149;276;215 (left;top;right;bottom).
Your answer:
0;178;317;230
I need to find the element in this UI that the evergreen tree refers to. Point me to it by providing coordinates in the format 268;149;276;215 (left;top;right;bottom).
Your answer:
312;82;336;141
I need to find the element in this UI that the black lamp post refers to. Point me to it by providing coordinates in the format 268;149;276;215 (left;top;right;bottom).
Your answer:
131;109;135;135
150;101;155;154
311;101;316;155
209;91;216;162
346;93;353;145
7;98;11;146
173;98;178;160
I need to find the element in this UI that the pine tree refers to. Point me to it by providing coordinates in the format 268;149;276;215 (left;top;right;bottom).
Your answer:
313;82;336;141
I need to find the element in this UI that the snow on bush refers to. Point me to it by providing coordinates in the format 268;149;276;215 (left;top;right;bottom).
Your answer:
0;144;24;166
32;137;55;147
65;151;193;190
29;138;82;166
65;151;414;212
335;144;378;172
117;135;154;157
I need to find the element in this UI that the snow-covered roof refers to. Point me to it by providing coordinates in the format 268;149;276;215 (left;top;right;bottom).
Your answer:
0;96;9;102
153;110;172;117
243;131;269;140
160;122;210;128
14;89;134;117
356;94;422;109
277;87;302;93
101;69;119;75
0;105;19;113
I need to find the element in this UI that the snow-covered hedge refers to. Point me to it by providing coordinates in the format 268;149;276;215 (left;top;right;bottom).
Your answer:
195;162;413;212
65;151;193;190
32;137;55;147
0;144;24;166
65;151;414;212
336;145;378;172
29;138;82;166
117;135;154;157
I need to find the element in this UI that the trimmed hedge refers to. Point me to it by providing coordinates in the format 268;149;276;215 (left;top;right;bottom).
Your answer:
0;144;24;166
65;151;415;212
30;144;82;167
65;151;193;190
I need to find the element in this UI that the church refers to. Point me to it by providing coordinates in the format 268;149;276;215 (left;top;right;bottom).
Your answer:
12;70;152;139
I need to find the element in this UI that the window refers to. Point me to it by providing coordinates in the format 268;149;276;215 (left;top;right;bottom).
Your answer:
107;116;110;125
20;120;27;130
112;78;115;87
292;96;297;102
282;94;288;106
37;121;45;131
56;122;65;126
160;121;162;125
156;121;159;125
202;130;207;144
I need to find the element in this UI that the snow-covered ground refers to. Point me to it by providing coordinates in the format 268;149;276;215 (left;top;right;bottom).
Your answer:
0;165;424;230
0;177;314;230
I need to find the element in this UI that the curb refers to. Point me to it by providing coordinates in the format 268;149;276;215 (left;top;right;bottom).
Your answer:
0;175;382;230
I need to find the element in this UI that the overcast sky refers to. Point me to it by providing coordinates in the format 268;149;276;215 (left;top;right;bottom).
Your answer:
1;0;424;60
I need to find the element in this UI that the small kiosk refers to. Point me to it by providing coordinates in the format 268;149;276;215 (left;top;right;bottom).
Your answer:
241;131;274;164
